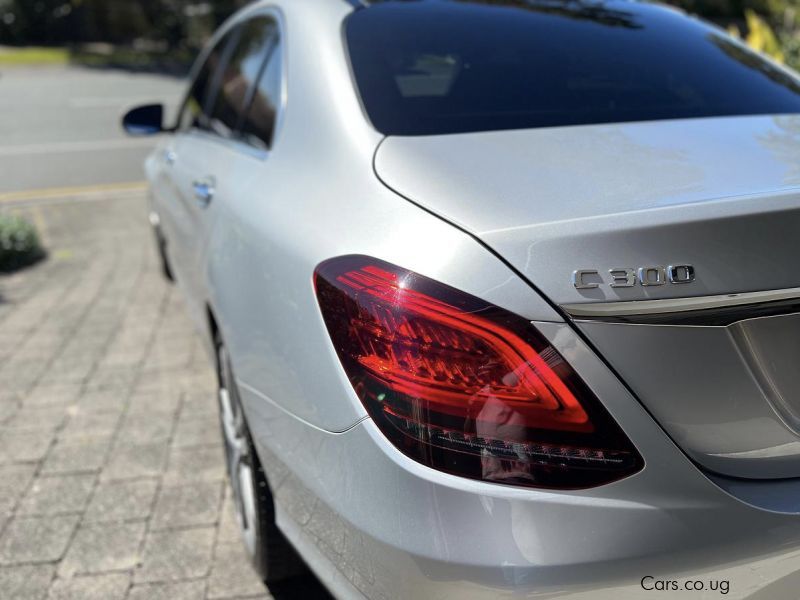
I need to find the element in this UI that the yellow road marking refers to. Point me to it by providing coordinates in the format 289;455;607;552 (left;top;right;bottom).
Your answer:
0;181;147;204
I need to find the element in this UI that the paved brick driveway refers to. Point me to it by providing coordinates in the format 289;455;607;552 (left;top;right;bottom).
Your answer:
0;190;330;599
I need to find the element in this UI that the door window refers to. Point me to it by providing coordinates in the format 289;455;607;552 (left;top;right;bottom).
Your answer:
177;28;239;132
239;30;283;150
206;17;279;138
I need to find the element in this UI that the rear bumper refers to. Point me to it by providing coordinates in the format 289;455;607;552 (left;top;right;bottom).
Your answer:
249;415;800;600
243;405;800;599
239;320;800;599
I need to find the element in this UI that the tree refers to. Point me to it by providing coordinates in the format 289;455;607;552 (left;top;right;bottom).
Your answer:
0;0;247;49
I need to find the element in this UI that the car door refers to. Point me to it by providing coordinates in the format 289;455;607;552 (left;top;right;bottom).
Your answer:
157;28;236;311
166;17;280;328
206;19;287;392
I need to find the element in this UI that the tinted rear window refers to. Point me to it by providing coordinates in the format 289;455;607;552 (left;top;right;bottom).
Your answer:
345;0;800;136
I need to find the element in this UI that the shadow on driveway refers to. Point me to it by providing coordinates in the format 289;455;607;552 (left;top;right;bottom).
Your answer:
270;574;334;599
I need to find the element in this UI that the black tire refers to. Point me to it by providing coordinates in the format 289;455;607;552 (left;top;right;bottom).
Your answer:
215;335;305;583
154;228;174;282
248;431;306;582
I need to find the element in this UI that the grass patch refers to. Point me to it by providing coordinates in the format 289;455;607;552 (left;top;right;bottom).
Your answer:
0;46;190;74
0;215;45;272
70;46;192;75
0;46;69;66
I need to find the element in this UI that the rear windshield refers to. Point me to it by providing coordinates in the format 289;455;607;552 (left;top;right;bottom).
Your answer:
345;0;800;136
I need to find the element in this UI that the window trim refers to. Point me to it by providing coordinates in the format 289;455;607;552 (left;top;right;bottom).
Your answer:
236;36;275;134
234;33;280;141
174;24;239;134
201;22;246;133
174;6;288;160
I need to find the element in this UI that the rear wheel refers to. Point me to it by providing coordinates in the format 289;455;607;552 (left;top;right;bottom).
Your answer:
215;337;305;582
153;227;174;282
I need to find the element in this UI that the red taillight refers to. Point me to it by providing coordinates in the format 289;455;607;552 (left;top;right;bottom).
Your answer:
315;256;643;489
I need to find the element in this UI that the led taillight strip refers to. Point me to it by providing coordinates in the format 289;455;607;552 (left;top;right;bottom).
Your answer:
315;256;643;489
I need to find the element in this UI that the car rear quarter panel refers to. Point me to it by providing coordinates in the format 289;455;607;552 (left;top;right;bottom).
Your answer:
201;0;560;433
241;318;800;599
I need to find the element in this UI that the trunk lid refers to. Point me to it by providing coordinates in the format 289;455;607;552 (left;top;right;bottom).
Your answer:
375;114;800;479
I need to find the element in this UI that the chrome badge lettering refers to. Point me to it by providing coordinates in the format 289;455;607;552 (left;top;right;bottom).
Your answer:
573;265;695;289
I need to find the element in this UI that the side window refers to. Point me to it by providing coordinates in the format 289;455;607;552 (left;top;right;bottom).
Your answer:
239;29;283;150
177;28;239;132
206;17;278;138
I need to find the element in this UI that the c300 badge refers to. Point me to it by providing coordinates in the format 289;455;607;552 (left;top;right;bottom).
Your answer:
572;265;695;289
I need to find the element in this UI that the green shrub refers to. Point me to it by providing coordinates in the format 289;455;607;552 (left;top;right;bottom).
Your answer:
0;214;45;272
744;9;786;63
780;32;800;71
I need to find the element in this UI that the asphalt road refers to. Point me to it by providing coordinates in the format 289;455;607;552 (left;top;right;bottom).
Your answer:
0;66;185;195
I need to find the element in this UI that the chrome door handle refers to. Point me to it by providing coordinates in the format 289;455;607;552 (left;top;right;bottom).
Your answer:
164;149;177;165
192;176;215;207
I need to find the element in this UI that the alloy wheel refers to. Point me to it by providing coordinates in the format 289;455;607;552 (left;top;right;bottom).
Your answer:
217;344;258;556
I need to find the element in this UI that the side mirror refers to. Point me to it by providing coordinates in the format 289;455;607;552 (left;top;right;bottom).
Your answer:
122;104;164;136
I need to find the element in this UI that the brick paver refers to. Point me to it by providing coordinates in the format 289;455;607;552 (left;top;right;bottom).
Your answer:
0;192;330;599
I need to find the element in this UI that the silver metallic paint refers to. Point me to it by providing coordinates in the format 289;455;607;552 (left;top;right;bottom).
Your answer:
375;113;800;479
142;1;800;596
374;115;800;303
239;320;800;599
578;313;800;479
563;286;800;318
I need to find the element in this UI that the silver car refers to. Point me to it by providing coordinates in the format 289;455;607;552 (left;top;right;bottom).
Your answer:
123;0;800;597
